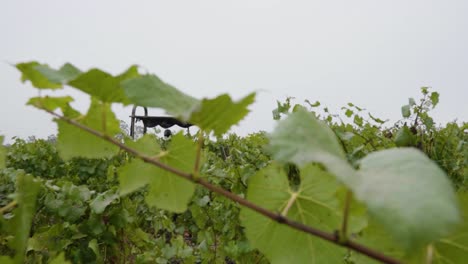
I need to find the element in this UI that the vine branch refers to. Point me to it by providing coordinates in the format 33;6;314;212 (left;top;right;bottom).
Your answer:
46;109;401;264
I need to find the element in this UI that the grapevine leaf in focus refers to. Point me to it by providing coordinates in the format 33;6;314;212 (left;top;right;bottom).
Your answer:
268;108;357;185
189;93;256;136
119;133;196;212
11;173;41;264
241;163;346;263
356;148;459;250
15;62;62;89
122;75;200;120
55;98;120;160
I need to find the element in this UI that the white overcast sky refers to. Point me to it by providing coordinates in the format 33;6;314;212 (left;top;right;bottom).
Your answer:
1;0;467;141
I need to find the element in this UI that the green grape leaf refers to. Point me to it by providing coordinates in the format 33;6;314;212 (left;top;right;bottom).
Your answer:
268;108;356;185
90;189;119;214
0;136;5;169
189;93;255;136
49;253;71;264
68;66;139;104
356;148;459;250
0;256;13;264
15;61;62;89
118;135;161;196
55;98;120;160
241;163;346;263
354;115;363;126
12;173;41;264
27;96;81;118
119;133;196;212
122;75;200;120
368;113;386;124
27;224;72;255
431;191;468;263
88;239;102;263
351;219;413;264
34;63;81;84
430;91;440;108
394;126;416;147
401;104;411;118
354;193;468;264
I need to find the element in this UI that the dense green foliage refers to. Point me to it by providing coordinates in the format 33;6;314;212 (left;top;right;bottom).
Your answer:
0;61;466;263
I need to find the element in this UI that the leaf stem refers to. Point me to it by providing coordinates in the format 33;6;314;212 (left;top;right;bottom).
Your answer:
0;200;17;214
425;244;434;264
45;109;402;264
281;192;298;216
193;132;204;179
102;102;107;133
340;190;352;243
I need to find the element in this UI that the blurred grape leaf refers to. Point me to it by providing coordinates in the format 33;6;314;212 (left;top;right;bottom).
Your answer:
49;252;71;264
11;173;41;264
27;96;80;118
189;93;255;136
90;189;119;214
0;136;5;169
394;126;416;147
35;63;81;84
15;62;62;89
69;66;139;104
122;75;199;120
119;133;196;212
56;98;120;160
401;105;411;118
356;148;459;250
268;108;356;185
